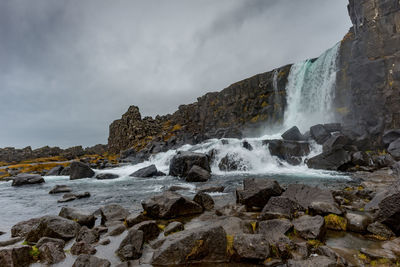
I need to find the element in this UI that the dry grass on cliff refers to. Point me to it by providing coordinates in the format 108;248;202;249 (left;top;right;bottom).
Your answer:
21;156;67;164
6;162;71;174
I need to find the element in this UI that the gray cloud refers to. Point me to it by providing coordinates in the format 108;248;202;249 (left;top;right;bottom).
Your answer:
0;0;351;148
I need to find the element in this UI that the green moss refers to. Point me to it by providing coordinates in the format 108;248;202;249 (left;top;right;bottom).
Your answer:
29;246;40;261
307;239;323;248
226;235;234;257
324;214;347;231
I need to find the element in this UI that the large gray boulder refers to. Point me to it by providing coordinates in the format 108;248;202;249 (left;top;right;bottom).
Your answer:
131;221;160;242
100;204;130;224
293;215;326;240
236;178;282;209
281;126;304;141
218;153;248;171
263;139;310;165
169;151;210;177
12;173;45;186
310;124;332;144
38;239;66;264
383;129;400;146
11;217;41;238
151;225;227;265
142;191;203;219
130;164;159;178
0;245;31;267
322;134;349;152
185;165;211;182
388;138;400;160
193;192;214;211
260;196;304;220
233;234;270;262
46;166;64;176
116;229;144;261
59;207;95;228
306;147;352;171
69;161;95;180
257;219;293;241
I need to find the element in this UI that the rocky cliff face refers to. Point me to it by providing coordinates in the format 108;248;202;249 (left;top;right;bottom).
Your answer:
335;0;400;147
108;65;291;153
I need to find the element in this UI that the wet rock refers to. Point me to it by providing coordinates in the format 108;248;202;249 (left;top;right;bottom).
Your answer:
193;192;214;210
345;212;372;233
71;241;97;255
315;246;348;266
164;221;184;236
282;126;304;141
260;196;304;220
263;139;310;165
60;167;70;176
198;185;224;193
388;138;400;160
383;130;400;146
116;229;144;261
0;231;4;236
131;221;160;242
293;215;325;240
233;234;270;262
151;225;227;265
96;173;119;180
323;123;342;133
287;255;336;267
351;151;373;166
36;237;65;249
125;212;149;228
12;173;45;186
76;226;100;244
322;134;349;152
168;185;191;192
11;217;41;238
72;254;111;267
59;207;95;228
367;222;395;239
242;140;253;150
0;245;31;267
100;204;130;224
38;240;66;264
142;191;203;219
218;153;248;171
46;166;64;176
25;215;80;242
282;184;342;215
169;151;211;177
307;147;352;171
0;237;24;247
130;164;159;178
107;223;126;236
360;247;397;261
185;165;211;182
236;178;282;209
310;124;332;144
69;161;95;180
257;218;293;241
49;184;71;194
57;192;90;203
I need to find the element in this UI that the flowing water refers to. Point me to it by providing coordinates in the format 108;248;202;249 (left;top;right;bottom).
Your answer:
0;43;348;237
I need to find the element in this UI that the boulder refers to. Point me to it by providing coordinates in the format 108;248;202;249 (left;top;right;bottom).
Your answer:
310;124;332;144
236;178;282;209
59;207;95;228
125;212;149;228
12;173;44;186
282;184;341;215
169;151;210;177
164;222;184;236
69;161;95;180
345;212;372;233
46;166;64;176
242;140;253;151
352;151;373;166
71;241;96;255
49;185;71;194
36;237;65;249
233;234;270;262
116;229;144;261
218;153;248;171
100;204;130;224
151;225;227;265
293;215;325;240
131;221;160;242
281;126;304;141
38;240;66;264
306;147;351;171
257;219;293;241
388;138;400;159
11;217;41;238
142;191;203;219
263;139;310;165
76;226;99;244
96;173;119;180
57;192;90;203
185;165;211;182
130;164;159;178
198;185;224;193
323;123;342;133
367;222;395;239
383;129;400;146
0;245;31;267
260;196;304;220
25;215;80;242
193;192;214;210
72;254;111;267
322;134;349;152
60;167;70;176
107;223;126;236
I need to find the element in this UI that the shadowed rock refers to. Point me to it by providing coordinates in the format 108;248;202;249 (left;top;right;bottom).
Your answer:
185;165;211;182
11;217;41;238
193;192;214;211
236;178;282;209
164;222;184;236
281;126;304;141
310;124;332;144
169;151;210;177
100;204;130;224
69;161;95;180
12;173;44;186
293;215;325;240
49;185;71;194
116;229;144;261
72;255;111;267
96;173;119;180
59;207;95;228
0;245;31;267
130;165;159;178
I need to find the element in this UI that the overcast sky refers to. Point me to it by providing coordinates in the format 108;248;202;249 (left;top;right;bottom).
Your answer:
0;0;352;149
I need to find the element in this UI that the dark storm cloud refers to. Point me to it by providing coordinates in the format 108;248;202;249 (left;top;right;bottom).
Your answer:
0;0;352;148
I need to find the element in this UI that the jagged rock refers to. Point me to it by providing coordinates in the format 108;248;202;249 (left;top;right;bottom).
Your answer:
76;226;99;244
49;184;71;194
372;154;396;168
322;134;349;152
214;216;252;235
131;221;160;242
198;185;224;193
236;178;282;209
69;161;95;180
185;165;211;182
263;139;310;165
293;215;325;240
151;225;227;265
0;245;31;267
310;124;332;145
116;229;144;261
71;241;97;255
282;126;304;141
307;147;352;171
125;213;149;228
59;207;95;228
282;184;341;215
96;173;119;180
100;204;130;224
345;212;372;233
142;191;203;219
287;255;336;267
260;196;304;220
383;130;400;146
242;140;253;150
388;138;400;160
352;151;373;166
164;222;184;236
193;192;214;211
60;166;70;175
130;164;159;178
233;234;270;262
12;173;45;186
257;219;293;241
107;223;126;236
38;240;66;264
72;254;111;267
46;166;64;176
25;215;80;242
218;153;248;171
169;151;210;177
367;222;395;239
36;237;65;249
11;217;41;238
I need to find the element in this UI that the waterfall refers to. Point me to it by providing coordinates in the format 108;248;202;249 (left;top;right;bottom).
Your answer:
283;43;340;132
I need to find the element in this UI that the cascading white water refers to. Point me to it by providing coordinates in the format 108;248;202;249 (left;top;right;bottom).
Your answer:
284;43;340;132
